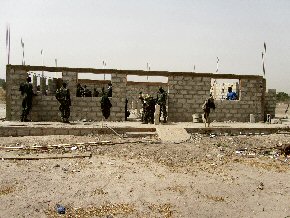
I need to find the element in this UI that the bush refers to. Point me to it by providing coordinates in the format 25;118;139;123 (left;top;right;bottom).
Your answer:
0;79;6;91
276;92;290;102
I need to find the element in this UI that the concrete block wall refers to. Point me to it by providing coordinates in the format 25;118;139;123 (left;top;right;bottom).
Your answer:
209;78;265;122
70;97;104;121
110;72;127;121
30;96;112;122
168;75;211;122
264;89;276;118
30;96;59;121
6;67;27;120
6;66;127;121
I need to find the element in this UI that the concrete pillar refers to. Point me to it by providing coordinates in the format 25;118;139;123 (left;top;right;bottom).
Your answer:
40;77;46;95
52;78;58;92
62;71;77;96
111;72;127;121
32;75;37;94
250;114;255;123
47;79;53;95
155;105;160;125
6;66;27;120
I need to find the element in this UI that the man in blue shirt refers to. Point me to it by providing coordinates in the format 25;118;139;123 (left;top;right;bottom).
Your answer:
226;87;237;100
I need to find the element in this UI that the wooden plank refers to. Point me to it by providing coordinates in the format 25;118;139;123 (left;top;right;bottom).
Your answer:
0;152;92;160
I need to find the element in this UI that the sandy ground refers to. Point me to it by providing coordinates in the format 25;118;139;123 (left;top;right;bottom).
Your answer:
0;134;289;218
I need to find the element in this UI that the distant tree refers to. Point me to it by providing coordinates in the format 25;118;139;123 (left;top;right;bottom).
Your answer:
0;79;6;90
276;92;290;102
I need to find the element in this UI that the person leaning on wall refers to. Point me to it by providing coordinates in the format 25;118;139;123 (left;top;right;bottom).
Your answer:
19;76;34;122
55;82;71;123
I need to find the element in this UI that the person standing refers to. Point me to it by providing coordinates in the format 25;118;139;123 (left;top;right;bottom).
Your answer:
101;87;112;119
125;98;130;121
19;76;34;122
156;87;167;123
142;94;155;124
139;92;145;122
55;82;71;123
93;88;99;97
83;85;92;97
202;95;216;127
76;83;84;97
226;87;237;100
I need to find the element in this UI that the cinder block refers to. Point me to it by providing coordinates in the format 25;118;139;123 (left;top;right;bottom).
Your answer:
175;94;183;99
178;99;186;104
174;76;183;81
177;81;185;85
169;80;178;85
184;94;193;99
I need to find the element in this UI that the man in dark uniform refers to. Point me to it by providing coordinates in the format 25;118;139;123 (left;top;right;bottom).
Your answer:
156;87;167;123
125;98;130;121
83;85;92;97
19;76;34;122
93;88;99;97
147;95;156;124
76;83;83;97
101;87;112;119
139;92;145;122
55;82;71;123
142;94;155;124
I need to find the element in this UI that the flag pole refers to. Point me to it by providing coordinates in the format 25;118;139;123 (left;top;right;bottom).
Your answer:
262;42;266;78
216;57;219;73
55;58;57;78
146;62;149;81
41;49;44;77
21;38;25;65
103;60;106;80
6;24;11;65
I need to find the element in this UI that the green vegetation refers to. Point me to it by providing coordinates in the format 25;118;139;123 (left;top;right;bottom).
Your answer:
276;92;290;102
0;79;6;90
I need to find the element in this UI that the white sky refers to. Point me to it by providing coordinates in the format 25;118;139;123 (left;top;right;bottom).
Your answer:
0;0;290;92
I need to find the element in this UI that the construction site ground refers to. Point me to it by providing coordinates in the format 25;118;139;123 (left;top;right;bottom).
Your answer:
0;101;290;217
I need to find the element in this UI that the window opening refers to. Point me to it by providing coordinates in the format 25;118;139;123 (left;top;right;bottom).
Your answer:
210;79;240;100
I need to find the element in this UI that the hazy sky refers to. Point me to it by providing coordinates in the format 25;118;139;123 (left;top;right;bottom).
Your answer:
0;0;290;92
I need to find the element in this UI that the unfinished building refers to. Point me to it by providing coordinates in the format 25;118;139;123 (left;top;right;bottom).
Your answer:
6;65;276;123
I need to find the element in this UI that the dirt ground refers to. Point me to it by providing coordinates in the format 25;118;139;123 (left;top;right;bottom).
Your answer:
0;92;289;217
0;134;289;218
